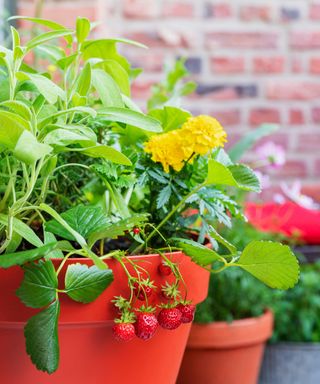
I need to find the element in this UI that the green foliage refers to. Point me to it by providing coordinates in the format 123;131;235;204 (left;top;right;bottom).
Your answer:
206;159;261;193
270;262;320;342
235;241;299;289
65;263;114;303
174;238;222;265
17;260;58;308
175;237;299;290
0;242;68;268
87;214;148;246
46;205;110;241
195;268;270;323
196;261;320;343
149;106;191;132
25;300;60;374
147;58;196;110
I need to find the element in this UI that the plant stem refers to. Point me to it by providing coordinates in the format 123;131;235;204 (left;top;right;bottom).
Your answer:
134;182;205;254
53;163;90;174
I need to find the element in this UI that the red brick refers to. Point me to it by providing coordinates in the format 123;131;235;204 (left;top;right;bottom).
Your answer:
253;57;284;73
210;57;245;74
274;161;307;178
310;58;320;74
249;108;281;126
163;2;194;17
210;109;241;126
240;6;272;22
125;30;190;48
289;109;305;125
18;3;96;27
310;4;320;20
206;32;278;49
267;81;320;100
290;32;320;49
297;134;320;151
123;0;159;19
311;107;320;123
205;4;233;18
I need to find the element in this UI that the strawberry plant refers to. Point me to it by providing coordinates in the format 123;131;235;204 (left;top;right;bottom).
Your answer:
0;16;300;374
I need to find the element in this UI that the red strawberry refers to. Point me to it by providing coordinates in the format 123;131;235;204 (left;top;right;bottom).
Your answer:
158;262;172;276
132;227;140;235
112;322;135;342
133;280;154;301
135;312;158;340
177;303;196;323
158;308;182;330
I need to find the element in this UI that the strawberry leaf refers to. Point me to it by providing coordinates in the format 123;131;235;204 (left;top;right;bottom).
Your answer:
17;260;58;308
24;300;60;374
173;238;222;266
65;263;114;303
234;241;299;289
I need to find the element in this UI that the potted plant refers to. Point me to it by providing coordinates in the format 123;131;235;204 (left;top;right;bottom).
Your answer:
0;16;299;384
260;261;320;384
177;223;279;384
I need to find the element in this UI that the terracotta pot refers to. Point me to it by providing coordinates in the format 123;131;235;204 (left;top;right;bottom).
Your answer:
0;252;209;384
177;310;273;384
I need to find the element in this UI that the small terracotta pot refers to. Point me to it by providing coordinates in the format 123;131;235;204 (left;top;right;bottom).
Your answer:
0;252;209;384
177;310;273;384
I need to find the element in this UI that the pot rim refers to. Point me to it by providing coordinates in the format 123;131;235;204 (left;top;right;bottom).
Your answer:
187;310;273;349
49;251;183;263
194;309;272;328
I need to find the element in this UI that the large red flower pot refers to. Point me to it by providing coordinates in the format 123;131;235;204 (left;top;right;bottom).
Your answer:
177;310;273;384
0;252;209;384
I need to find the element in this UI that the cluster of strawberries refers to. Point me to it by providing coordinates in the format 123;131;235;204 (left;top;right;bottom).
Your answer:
112;261;195;342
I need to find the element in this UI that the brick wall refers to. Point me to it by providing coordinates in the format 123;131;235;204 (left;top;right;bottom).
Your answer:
16;0;320;190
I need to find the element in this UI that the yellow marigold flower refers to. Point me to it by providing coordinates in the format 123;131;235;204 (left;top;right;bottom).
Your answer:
144;130;190;173
144;115;227;172
180;115;227;155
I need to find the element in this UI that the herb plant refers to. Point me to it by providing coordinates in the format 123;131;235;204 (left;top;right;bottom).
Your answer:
195;268;270;323
0;16;299;374
270;262;320;343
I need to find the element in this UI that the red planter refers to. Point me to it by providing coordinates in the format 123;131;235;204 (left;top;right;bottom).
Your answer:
246;202;320;244
0;252;209;384
177;310;273;384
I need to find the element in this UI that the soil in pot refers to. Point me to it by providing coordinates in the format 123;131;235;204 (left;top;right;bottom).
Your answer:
177;310;273;384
